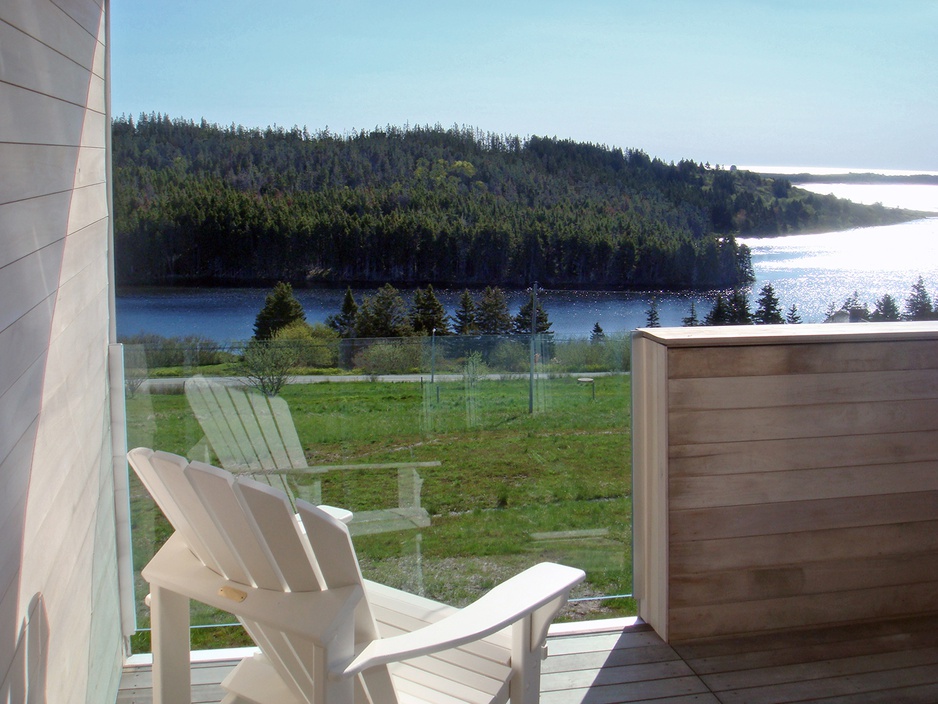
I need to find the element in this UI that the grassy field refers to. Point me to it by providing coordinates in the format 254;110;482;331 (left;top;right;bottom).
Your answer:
127;373;633;650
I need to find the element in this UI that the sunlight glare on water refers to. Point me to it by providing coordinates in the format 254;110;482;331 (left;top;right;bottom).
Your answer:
737;171;938;322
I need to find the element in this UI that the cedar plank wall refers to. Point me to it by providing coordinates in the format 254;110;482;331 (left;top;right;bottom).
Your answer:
0;0;122;701
632;323;938;643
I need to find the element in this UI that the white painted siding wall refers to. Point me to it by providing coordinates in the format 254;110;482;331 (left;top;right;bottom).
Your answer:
0;0;122;701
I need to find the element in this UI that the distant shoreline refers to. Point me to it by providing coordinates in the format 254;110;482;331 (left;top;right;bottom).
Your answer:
761;172;938;186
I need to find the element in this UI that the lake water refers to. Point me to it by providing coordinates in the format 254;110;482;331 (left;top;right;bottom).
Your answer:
116;172;938;340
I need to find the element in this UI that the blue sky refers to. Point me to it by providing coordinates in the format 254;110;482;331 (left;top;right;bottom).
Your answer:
111;0;937;171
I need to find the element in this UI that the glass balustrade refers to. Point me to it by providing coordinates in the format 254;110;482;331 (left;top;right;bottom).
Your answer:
123;333;633;651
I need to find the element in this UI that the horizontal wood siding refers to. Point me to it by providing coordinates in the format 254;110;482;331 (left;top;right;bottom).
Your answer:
0;0;122;701
633;326;938;643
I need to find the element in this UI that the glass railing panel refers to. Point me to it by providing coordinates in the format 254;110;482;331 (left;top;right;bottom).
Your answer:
123;332;632;652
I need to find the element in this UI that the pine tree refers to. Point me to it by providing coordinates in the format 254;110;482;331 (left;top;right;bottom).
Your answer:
904;276;934;320
453;289;478;334
645;298;661;328
841;290;869;321
590;322;606;342
753;283;784;324
704;294;730;326
870;294;901;322
410;284;450;335
253;281;306;340
727;289;752;324
476;286;513;334
513;290;552;334
786;304;802;324
355;283;413;338
681;302;699;327
326;286;358;337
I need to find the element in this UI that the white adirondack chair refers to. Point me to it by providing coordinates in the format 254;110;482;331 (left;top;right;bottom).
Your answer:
128;448;585;704
185;376;434;535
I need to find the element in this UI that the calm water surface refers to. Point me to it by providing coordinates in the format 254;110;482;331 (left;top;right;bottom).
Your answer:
116;176;938;340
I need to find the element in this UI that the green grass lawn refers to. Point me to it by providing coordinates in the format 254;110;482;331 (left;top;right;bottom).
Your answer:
127;373;632;651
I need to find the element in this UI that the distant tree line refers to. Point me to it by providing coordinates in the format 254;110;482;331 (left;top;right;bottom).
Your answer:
661;276;938;328
251;281;552;342
112;115;917;291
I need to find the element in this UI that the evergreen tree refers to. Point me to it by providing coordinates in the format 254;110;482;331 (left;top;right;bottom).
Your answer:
704;294;731;326
786;304;802;324
476;286;513;334
645;298;661;328
590;322;606;342
841;290;869;321
513;290;552;334
326;286;358;337
410;285;450;335
753;283;784;324
681;301;700;327
354;283;413;338
904;277;934;320
870;294;901;322
727;289;752;324
453;289;478;334
253;281;306;340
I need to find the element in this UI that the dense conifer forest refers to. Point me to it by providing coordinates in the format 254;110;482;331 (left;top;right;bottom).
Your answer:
112;114;917;290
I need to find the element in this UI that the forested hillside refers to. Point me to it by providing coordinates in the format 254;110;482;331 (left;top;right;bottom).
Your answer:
112;115;916;290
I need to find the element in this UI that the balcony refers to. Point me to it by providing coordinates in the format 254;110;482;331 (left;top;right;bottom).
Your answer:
118;322;938;703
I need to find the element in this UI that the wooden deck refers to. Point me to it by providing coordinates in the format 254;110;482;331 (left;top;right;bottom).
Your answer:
118;613;938;703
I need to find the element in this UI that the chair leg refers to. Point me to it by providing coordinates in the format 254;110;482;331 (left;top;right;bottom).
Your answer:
149;585;191;704
510;615;542;704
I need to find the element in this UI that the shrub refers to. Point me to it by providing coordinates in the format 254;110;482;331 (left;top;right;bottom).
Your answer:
354;339;423;376
273;321;340;368
118;333;231;368
487;339;528;373
240;339;298;396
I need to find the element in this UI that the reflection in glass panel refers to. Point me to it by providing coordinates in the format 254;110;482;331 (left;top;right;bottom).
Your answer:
124;332;632;651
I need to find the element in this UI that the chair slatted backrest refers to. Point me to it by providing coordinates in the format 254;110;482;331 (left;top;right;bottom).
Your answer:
185;377;309;473
129;448;397;703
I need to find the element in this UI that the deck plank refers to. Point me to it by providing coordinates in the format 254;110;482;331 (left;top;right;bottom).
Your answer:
118;615;938;704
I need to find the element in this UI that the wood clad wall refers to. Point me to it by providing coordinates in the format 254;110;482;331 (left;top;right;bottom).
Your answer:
0;0;122;701
633;325;938;643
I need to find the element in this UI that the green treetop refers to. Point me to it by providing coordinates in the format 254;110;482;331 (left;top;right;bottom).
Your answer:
904;277;935;320
355;284;413;338
645;298;661;328
513;290;552;334
410;285;451;335
253;281;306;340
326;286;359;337
704;294;730;326
753;283;784;324
476;286;513;334
871;294;901;321
682;301;700;327
453;289;479;335
590;322;606;342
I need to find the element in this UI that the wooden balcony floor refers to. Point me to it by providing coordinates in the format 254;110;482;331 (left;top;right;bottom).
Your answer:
119;613;938;704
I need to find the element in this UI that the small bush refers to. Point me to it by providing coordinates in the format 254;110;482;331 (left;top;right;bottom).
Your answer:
273;321;340;368
354;339;423;376
240;339;298;396
487;339;528;373
119;333;233;368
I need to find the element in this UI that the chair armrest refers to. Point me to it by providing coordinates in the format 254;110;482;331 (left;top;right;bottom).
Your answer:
338;562;584;677
272;461;441;475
